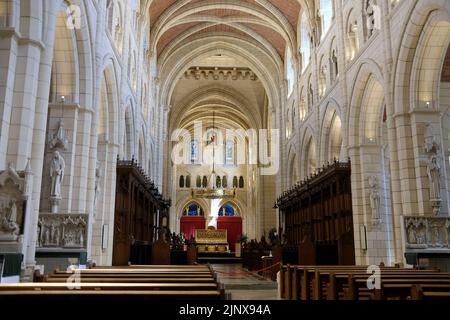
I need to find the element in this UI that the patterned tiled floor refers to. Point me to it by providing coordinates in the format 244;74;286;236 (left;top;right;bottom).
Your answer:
209;264;280;300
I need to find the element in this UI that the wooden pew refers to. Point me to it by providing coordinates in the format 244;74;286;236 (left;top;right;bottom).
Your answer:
7;265;227;301
280;264;450;301
411;284;450;300
0;283;220;291
0;290;224;301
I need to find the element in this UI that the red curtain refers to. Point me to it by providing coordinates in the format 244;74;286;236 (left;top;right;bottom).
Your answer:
180;216;206;240
217;216;242;252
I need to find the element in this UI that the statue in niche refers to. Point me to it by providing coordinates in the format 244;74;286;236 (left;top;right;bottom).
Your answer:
427;155;441;200
424;123;439;154
44;228;50;246
50;223;56;244
48;119;69;150
368;176;381;222
50;151;65;198
433;225;441;247
77;227;84;247
55;226;61;246
407;224;417;244
1;200;20;235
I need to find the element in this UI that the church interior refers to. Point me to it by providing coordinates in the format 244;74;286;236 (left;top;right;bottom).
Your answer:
1;0;450;303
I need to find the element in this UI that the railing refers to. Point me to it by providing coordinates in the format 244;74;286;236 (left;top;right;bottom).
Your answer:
276;158;351;205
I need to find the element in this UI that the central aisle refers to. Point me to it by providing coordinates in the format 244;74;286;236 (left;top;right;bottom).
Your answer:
209;264;279;300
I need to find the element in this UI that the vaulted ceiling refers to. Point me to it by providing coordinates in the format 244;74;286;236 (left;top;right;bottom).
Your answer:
149;0;301;60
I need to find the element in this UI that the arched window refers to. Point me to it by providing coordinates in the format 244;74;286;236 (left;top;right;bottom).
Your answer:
191;140;199;163
218;203;238;217
222;176;228;188
106;0;114;33
233;176;238;188
202;176;208;188
179;175;185;188
330;48;338;81
320;0;333;38
300;11;311;73
286;46;295;97
346;10;359;61
196;175;202;188
183;203;204;216
239;176;244;188
225;140;234;165
216;176;221;188
186;175;191;188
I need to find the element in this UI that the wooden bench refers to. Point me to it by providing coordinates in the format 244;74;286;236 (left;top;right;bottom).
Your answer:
8;266;227;301
280;264;450;301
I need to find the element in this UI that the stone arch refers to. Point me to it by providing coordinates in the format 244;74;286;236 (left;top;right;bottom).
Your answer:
318;55;327;98
287;145;300;186
394;0;450;114
320;102;343;163
347;59;385;147
158;37;282;117
300;127;317;178
122;104;135;160
347;62;396;266
344;7;359;62
49;6;79;103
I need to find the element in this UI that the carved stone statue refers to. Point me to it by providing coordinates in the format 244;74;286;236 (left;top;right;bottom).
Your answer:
1;200;20;236
50;151;65;198
44;228;50;245
368;176;381;222
427;155;441;200
48;119;69;150
407;224;417;244
424;123;439;154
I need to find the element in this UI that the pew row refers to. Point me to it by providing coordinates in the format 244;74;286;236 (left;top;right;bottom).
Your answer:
1;266;227;301
279;265;450;300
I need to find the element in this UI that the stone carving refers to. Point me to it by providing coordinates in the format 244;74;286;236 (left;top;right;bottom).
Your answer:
184;67;257;81
368;176;381;224
365;0;377;38
50;151;65;199
48;119;69;150
427;155;441;200
0;162;32;242
423;123;442;215
427;155;442;216
404;217;450;250
0;200;20;236
37;214;88;249
424;123;439;154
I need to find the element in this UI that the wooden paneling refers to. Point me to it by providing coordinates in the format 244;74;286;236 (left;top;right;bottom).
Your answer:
112;159;170;266
278;161;355;265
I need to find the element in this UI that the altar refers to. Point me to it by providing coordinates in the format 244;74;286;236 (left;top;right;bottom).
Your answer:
195;229;229;253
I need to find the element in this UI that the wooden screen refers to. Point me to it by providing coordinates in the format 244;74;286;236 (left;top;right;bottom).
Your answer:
112;159;170;266
278;160;355;265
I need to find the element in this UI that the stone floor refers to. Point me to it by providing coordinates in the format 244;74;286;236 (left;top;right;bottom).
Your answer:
210;264;280;300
